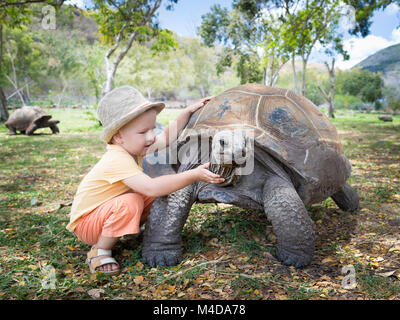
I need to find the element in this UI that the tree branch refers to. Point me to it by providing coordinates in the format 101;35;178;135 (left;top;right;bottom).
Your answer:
0;0;65;8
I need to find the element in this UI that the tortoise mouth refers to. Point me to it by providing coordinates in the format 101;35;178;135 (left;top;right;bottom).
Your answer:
209;163;238;186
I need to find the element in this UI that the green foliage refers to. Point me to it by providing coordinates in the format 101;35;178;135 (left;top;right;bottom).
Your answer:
117;36;239;99
0;1;70;28
91;0;178;52
336;68;384;103
343;0;400;37
383;86;400;112
237;53;263;84
230;0;349;95
334;94;364;109
198;4;230;47
199;4;263;85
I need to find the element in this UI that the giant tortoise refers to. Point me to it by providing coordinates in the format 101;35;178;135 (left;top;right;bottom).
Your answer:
5;106;60;135
141;83;360;268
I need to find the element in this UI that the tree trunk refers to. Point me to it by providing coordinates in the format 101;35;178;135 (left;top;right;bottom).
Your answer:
147;88;152;99
0;24;9;122
291;53;299;93
199;85;205;97
100;0;163;97
101;57;115;97
57;80;68;107
301;56;308;97
318;59;336;118
262;67;267;86
328;59;335;118
25;77;31;103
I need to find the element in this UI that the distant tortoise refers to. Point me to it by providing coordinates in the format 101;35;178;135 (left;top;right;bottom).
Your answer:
141;83;360;268
5;106;60;135
378;115;393;122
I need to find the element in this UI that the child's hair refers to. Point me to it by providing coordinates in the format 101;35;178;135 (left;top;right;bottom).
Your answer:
108;138;115;145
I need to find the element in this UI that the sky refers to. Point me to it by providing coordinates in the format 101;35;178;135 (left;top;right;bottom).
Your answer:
66;0;400;70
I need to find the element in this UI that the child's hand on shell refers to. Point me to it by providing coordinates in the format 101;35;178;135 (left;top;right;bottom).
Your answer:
186;96;214;114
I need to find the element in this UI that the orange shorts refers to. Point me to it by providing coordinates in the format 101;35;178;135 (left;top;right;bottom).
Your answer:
74;192;154;245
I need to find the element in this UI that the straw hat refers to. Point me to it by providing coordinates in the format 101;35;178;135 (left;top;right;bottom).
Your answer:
97;85;165;143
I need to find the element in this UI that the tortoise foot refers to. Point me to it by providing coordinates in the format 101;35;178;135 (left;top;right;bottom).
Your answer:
276;245;313;268
142;248;182;267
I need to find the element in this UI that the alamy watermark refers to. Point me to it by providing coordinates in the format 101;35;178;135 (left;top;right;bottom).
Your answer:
341;265;357;289
40;264;56;289
41;5;56;30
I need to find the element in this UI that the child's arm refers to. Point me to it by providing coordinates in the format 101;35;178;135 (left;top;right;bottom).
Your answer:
148;96;213;153
122;162;223;198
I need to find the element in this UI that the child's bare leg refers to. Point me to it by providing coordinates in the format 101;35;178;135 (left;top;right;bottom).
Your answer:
92;235;119;272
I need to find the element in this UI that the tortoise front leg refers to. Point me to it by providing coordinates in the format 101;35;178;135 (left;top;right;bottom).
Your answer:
25;123;37;135
331;182;360;212
142;184;195;267
263;174;315;267
48;120;60;134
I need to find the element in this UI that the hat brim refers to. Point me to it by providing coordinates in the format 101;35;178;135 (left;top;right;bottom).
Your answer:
100;101;165;143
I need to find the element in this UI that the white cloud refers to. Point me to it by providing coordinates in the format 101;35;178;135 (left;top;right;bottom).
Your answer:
392;27;400;42
335;29;400;70
386;3;400;16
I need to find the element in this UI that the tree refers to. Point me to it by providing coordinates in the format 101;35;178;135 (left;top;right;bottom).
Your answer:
233;0;349;96
0;0;66;121
115;35;240;100
318;58;336;118
343;0;400;37
259;9;290;86
90;0;179;97
199;2;292;86
199;4;264;84
336;68;384;109
383;86;400;112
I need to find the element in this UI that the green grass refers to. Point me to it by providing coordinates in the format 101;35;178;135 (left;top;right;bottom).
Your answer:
0;107;399;300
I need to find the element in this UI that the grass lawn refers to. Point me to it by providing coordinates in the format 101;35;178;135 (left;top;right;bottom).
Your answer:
0;107;399;300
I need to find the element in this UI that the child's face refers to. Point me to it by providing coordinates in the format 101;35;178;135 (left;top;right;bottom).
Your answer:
112;109;157;156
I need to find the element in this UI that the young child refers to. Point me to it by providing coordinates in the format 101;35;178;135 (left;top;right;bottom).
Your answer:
66;85;224;275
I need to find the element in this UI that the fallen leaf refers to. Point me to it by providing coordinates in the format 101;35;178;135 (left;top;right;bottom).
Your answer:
88;288;104;299
377;270;396;277
135;261;144;272
168;285;176;293
322;257;335;264
134;275;144;285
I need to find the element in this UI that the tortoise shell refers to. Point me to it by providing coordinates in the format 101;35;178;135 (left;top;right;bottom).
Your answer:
5;106;52;131
178;83;351;199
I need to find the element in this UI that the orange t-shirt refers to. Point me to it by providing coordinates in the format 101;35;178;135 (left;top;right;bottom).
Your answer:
66;144;143;232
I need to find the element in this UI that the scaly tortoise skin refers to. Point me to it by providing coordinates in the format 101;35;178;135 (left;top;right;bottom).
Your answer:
5;106;60;135
141;83;360;268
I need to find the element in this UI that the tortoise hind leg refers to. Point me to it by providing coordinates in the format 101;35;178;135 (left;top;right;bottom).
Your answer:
6;126;17;135
263;174;315;268
331;182;360;212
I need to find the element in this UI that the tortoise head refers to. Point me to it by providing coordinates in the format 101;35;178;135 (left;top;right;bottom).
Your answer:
34;115;52;127
209;129;252;187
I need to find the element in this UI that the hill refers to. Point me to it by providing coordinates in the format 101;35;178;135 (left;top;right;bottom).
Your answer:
353;43;400;89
